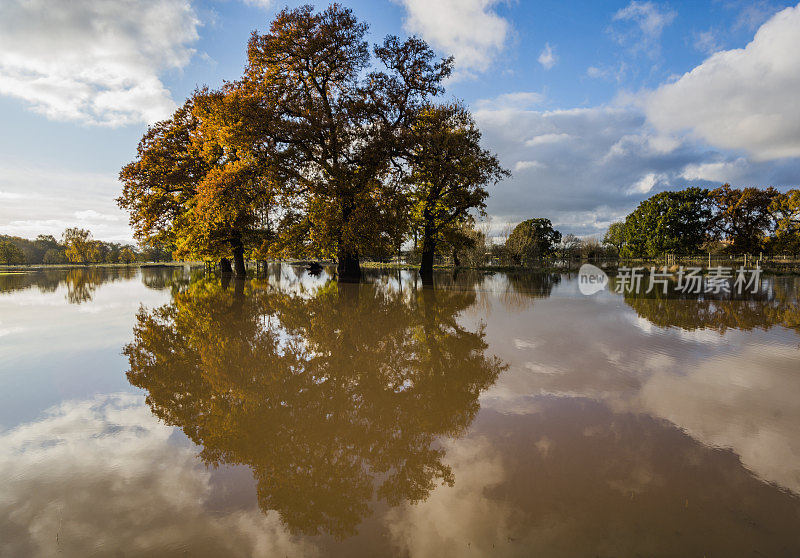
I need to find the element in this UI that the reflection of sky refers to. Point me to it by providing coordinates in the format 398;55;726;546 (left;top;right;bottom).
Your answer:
0;394;315;557
2;268;800;556
471;281;800;495
0;271;172;426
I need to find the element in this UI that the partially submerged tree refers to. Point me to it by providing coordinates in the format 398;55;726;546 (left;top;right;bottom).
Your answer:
118;89;274;276
244;4;452;279
405;103;508;278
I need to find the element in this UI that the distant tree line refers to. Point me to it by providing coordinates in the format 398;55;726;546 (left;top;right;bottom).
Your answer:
118;5;506;279
605;186;800;258
0;228;171;265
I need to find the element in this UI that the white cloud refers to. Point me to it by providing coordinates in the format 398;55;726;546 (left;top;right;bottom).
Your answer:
587;66;605;79
74;209;121;222
613;1;677;39
586;61;629;82
514;160;545;172
396;0;510;74
0;191;28;200
240;0;273;8
476;91;544;110
0;394;317;556
610;1;676;55
0;0;201;127
680;158;751;183
0;163;132;241
645;4;800;161
627;172;664;194
524;133;572;147
693;29;722;54
538;43;557;70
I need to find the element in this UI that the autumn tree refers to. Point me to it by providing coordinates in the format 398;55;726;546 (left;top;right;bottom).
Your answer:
243;4;451;279
711;184;779;253
62;228;100;265
404;103;507;278
118;88;274;277
768;189;800;253
120;247;137;265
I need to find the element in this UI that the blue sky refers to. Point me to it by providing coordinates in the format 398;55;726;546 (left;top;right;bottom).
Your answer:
1;0;799;241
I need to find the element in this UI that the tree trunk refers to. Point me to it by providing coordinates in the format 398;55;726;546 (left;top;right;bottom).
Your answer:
337;247;361;282
219;258;232;274
230;237;246;277
453;247;461;268
337;201;361;281
419;223;435;281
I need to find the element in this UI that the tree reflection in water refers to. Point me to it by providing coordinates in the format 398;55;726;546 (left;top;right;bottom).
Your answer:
123;275;506;537
622;275;800;334
0;267;139;303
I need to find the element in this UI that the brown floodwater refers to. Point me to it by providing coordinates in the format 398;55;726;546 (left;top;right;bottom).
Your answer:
1;265;799;557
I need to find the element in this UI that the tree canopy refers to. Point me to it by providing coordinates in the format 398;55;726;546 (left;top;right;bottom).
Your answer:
621;188;714;257
614;185;800;257
117;4;506;279
0;240;25;265
405;102;508;277
505;218;562;266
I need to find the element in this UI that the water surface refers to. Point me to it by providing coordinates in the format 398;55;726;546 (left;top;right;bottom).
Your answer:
2;266;799;557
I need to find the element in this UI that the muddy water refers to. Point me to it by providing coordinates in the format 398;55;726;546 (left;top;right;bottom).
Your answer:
1;265;799;557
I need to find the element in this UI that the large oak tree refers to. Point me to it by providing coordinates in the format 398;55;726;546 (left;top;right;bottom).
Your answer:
118;88;275;276
243;4;451;279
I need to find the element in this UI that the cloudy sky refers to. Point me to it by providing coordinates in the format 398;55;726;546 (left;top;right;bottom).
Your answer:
1;0;799;242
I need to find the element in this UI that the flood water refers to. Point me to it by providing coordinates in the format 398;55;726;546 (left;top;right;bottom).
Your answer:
1;265;799;557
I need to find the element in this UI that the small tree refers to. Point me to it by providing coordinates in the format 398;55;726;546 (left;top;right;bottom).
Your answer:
558;233;582;262
43;249;67;264
603;222;625;255
768;189;800;253
505;219;561;267
62;228;98;265
120;247;137;265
